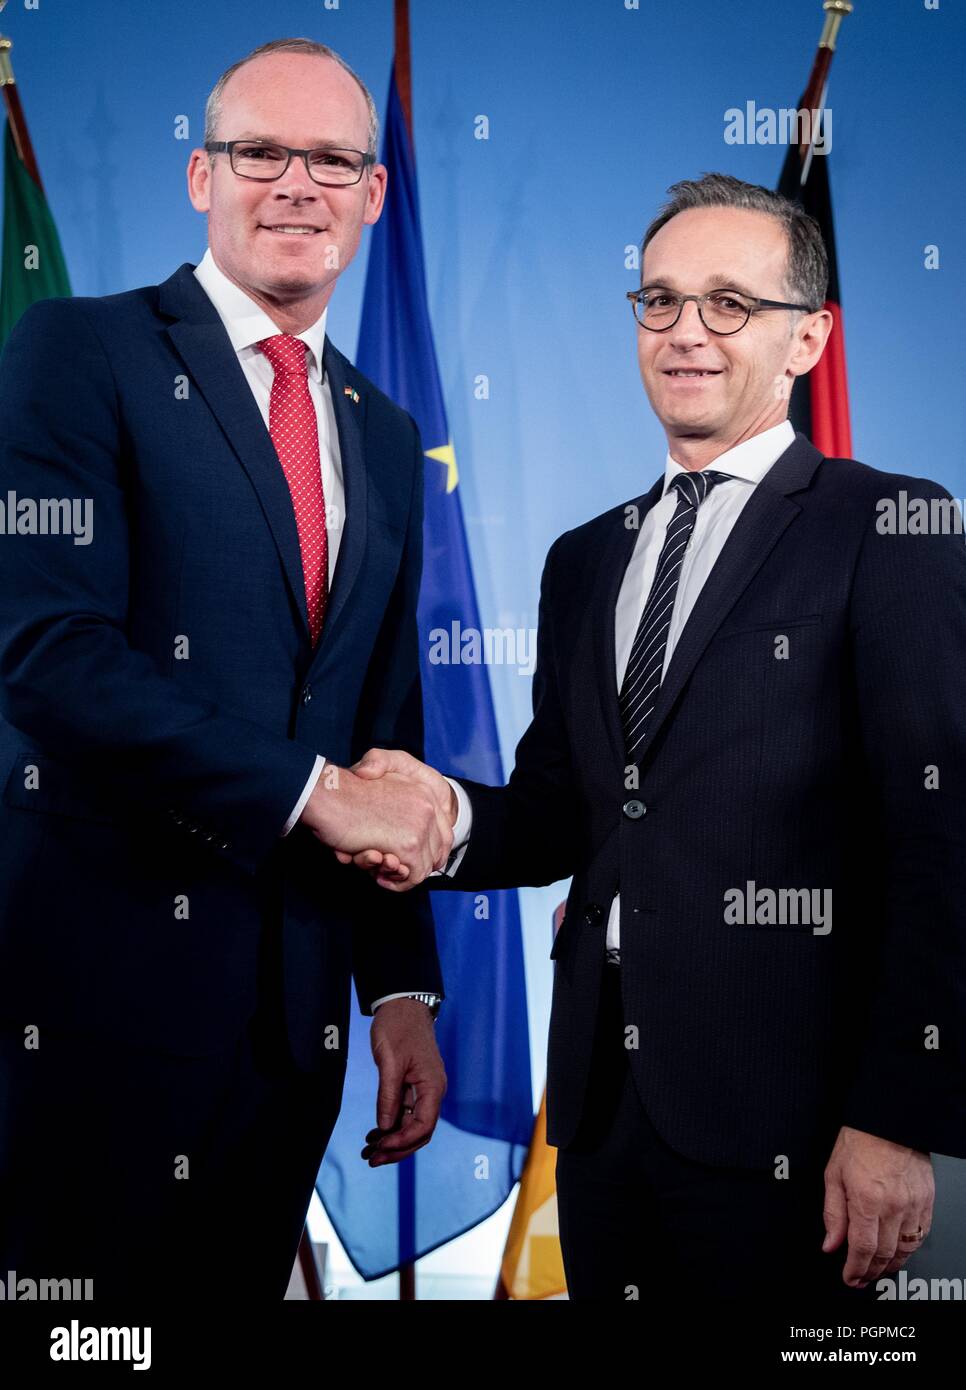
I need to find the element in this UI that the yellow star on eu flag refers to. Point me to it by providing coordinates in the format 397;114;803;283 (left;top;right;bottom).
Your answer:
426;441;458;494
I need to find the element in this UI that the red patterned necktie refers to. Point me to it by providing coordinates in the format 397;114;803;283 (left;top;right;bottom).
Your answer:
256;333;328;644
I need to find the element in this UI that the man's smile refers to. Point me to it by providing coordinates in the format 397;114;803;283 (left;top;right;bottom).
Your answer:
259;223;325;235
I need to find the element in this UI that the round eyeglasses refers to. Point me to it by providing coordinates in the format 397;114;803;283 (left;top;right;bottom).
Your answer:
626;287;815;335
204;139;375;188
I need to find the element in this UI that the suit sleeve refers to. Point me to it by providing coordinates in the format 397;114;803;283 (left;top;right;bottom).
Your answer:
841;478;966;1157
348;417;444;1014
430;533;584;893
0;298;319;875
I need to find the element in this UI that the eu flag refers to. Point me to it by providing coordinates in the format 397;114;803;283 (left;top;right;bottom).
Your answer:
315;51;532;1282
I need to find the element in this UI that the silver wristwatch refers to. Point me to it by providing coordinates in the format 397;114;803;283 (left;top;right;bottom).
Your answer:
402;992;442;1021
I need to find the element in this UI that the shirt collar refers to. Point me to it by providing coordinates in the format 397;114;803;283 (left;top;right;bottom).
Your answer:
192;247;328;381
662;418;796;495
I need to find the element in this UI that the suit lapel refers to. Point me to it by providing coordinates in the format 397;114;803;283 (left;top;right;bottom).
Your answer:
160;265;311;640
159;265;371;662
309;340;368;670
593;433;824;769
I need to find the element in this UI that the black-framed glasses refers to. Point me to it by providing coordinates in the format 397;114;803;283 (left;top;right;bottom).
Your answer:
626;286;815;335
204;139;375;187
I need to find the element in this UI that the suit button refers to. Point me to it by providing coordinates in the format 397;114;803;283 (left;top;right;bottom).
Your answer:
622;799;646;820
301;684;313;705
584;903;604;926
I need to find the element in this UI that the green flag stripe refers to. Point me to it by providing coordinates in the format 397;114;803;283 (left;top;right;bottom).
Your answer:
0;118;71;350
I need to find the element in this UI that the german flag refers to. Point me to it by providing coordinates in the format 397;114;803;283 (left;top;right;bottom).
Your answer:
778;141;851;458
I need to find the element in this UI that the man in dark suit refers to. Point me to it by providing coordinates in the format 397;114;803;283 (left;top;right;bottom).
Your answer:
0;38;453;1302
343;173;966;1300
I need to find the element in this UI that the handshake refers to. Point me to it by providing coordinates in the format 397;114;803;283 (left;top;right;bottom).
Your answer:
299;749;458;890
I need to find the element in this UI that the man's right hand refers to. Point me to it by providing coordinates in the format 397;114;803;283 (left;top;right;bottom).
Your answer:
332;749;458;889
299;760;453;887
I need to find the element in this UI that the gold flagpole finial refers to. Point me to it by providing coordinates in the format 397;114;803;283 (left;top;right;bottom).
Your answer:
0;41;14;90
0;0;15;89
820;0;854;52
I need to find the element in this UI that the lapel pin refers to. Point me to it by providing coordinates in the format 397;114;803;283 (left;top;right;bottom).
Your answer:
343;386;360;404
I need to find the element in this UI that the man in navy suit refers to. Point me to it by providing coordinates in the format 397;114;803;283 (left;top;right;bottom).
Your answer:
0;38;454;1301
343;174;966;1300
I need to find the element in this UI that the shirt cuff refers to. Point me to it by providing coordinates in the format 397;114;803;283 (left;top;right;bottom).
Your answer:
281;754;325;836
448;777;472;845
371;992;435;1011
429;777;472;878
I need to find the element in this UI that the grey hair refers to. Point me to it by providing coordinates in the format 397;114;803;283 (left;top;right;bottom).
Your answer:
204;37;379;159
641;172;828;314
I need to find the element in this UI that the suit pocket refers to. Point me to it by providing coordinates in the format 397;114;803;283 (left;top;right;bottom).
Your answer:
2;748;119;825
714;613;823;640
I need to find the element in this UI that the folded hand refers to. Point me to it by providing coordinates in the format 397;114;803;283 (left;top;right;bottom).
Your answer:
299;756;454;887
333;748;458;890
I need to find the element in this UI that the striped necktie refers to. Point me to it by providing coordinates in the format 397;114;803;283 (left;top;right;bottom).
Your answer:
619;469;728;760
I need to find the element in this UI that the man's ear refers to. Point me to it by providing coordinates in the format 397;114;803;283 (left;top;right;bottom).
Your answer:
187;149;212;214
788;307;834;379
363;164;388;227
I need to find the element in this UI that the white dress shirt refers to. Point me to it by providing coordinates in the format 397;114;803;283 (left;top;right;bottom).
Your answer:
445;419;797;956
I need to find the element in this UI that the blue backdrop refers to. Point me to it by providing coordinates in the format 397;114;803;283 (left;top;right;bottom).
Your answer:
3;0;964;1211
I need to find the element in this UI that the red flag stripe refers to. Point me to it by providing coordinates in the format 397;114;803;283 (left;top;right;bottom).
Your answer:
809;299;852;459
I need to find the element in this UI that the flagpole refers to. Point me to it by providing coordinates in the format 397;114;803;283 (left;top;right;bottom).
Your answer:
393;0;417;1303
792;0;854;185
0;4;44;189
